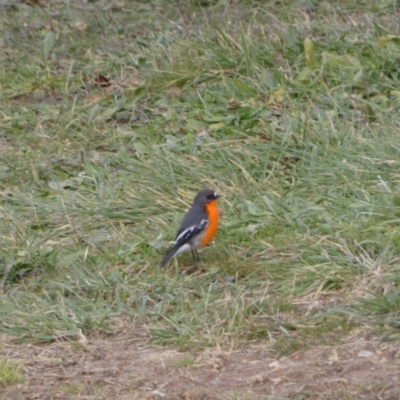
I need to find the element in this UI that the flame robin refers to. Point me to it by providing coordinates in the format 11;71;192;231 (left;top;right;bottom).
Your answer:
160;188;221;267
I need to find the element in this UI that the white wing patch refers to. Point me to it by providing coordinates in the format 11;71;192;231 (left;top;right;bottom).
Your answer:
175;218;208;245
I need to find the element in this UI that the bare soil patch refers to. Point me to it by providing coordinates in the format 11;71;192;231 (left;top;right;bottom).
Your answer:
1;329;399;400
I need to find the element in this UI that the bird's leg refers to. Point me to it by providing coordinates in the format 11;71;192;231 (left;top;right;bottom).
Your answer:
180;249;203;274
191;249;202;264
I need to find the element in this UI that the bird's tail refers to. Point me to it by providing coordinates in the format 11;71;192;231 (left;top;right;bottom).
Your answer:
160;243;182;267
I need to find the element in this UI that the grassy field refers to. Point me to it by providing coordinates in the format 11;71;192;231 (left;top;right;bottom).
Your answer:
1;0;400;397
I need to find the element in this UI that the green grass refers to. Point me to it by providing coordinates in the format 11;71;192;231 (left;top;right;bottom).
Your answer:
0;359;23;387
1;0;400;351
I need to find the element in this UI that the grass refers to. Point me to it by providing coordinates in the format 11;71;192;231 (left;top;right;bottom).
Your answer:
0;359;23;387
1;0;400;354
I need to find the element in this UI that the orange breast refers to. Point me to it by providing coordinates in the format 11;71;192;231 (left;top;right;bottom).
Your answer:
200;200;219;247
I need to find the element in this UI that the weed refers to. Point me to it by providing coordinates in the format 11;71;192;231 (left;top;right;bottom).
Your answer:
0;359;23;387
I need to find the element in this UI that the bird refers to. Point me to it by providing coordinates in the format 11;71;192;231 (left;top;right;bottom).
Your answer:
160;188;221;267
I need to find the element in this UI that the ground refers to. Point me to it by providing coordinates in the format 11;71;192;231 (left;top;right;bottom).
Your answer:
1;330;399;400
2;1;400;399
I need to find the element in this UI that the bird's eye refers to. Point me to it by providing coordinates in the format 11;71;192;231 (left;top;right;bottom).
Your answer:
206;194;214;199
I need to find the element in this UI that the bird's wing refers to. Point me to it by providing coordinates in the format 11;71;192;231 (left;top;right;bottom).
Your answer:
174;218;208;246
160;218;209;267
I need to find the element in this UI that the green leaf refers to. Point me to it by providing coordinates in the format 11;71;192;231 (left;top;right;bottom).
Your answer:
321;51;362;69
41;32;56;62
245;201;265;216
234;78;257;98
304;37;317;69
